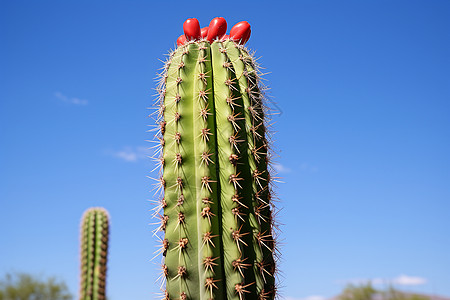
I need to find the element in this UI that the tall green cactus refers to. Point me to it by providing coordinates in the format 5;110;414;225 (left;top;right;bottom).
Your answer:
153;17;279;300
79;207;109;300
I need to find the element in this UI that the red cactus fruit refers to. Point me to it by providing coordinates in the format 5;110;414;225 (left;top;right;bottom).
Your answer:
229;21;251;44
177;34;187;46
201;27;209;38
206;17;227;42
183;18;201;41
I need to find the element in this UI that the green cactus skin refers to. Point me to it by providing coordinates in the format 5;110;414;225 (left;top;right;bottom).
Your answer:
79;208;109;300
153;39;278;300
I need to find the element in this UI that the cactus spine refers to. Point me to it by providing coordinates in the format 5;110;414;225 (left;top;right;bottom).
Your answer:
153;18;278;300
79;208;109;300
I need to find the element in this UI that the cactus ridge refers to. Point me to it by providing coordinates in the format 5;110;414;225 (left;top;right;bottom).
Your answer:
151;37;280;300
79;207;109;300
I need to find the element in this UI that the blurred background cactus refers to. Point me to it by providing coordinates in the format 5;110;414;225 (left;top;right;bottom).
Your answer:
79;208;109;300
152;17;280;300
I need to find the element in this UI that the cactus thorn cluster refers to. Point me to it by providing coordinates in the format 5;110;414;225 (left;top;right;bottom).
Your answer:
150;17;281;300
79;207;109;300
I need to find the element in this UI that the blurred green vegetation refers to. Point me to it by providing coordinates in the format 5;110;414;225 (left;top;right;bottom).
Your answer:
0;272;72;300
339;283;430;300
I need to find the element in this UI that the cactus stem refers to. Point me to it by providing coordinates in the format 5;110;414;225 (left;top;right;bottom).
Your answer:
154;30;280;298
79;208;109;300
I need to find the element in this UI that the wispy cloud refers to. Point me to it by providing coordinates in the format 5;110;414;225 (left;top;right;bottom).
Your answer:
340;275;427;287
273;163;291;173
54;91;88;105
285;295;326;300
300;162;319;173
392;275;427;286
273;162;318;174
107;146;150;162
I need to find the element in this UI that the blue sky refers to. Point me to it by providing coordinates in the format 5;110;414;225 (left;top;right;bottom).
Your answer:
1;1;449;299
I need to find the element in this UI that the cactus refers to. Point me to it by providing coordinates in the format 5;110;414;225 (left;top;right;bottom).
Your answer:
79;207;109;300
152;17;279;300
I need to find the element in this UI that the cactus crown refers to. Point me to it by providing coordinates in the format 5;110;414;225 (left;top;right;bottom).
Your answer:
152;17;280;300
79;207;109;300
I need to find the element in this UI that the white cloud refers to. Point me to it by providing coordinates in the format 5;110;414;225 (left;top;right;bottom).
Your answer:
54;91;88;105
273;163;291;173
284;296;326;300
108;146;150;162
340;275;427;287
300;162;319;173
392;275;427;286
